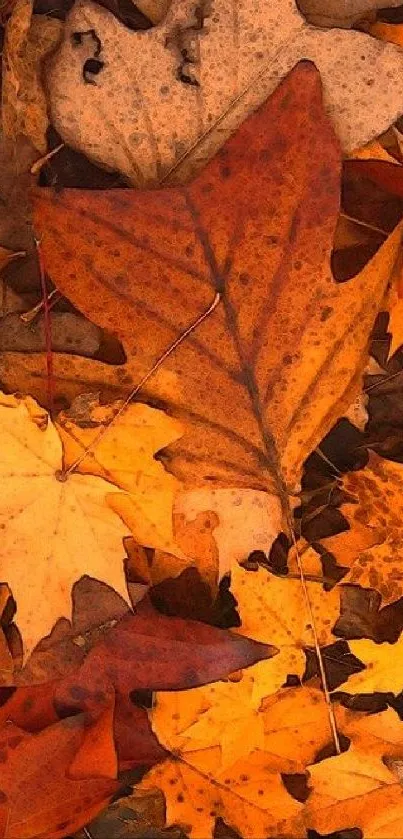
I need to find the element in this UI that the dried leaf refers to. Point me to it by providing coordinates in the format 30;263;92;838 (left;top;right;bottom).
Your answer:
2;0;63;153
300;0;403;28
313;452;403;604
305;744;403;838
58;400;184;555
33;64;403;504
140;687;350;838
0;390;131;656
341;633;403;694
228;564;340;702
46;0;403;183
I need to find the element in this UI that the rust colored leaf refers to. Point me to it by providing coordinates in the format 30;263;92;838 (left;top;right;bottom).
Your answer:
33;62;402;502
55;600;276;701
0;601;273;775
0;714;118;839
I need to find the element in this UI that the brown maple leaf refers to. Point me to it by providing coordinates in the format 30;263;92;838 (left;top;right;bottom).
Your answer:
32;62;402;507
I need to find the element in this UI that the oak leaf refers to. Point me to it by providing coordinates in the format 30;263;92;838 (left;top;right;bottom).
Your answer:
45;0;403;183
310;452;403;604
0;390;132;656
33;64;403;505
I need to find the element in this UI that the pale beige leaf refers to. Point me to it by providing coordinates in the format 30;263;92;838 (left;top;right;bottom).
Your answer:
46;0;403;184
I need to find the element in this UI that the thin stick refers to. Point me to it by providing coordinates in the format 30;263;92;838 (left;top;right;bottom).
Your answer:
61;292;221;478
288;522;341;754
20;288;61;325
34;237;55;417
30;144;65;176
364;369;402;393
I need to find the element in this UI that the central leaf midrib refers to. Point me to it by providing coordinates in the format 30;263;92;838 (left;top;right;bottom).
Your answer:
183;189;287;504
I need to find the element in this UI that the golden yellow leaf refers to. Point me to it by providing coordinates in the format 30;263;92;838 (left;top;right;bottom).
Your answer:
151;685;341;776
0;391;131;656
58;400;184;556
230;564;340;703
341;634;403;694
305;717;403;839
140;757;304;839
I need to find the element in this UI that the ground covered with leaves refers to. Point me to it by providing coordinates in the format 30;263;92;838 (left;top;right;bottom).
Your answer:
3;1;403;838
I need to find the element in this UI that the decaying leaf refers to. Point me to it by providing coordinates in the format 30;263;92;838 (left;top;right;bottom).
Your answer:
33;64;403;508
310;452;403;604
2;0;63;153
0;390;132;655
45;0;403;183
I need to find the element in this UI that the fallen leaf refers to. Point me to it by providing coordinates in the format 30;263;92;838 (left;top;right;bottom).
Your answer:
0;714;119;839
300;0;403;28
139;757;304;839
174;489;282;577
311;452;403;604
135;0;171;22
0;599;273;781
229;563;340;703
371;20;403;48
2;0;63;153
151;684;341;776
33;64;403;505
305;744;402;838
0;390;131;656
58;399;184;555
341;633;403;694
0;311;102;356
45;0;403;183
385;259;403;357
142;687;351;838
55;598;276;700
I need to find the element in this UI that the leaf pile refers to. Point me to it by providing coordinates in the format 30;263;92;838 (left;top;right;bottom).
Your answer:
1;3;403;838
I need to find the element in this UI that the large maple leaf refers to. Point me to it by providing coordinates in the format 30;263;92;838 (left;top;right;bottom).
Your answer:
0;391;131;655
32;62;402;506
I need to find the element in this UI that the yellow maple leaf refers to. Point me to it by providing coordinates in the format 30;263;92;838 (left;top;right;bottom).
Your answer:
231;564;340;703
140;757;303;839
305;719;403;839
341;634;403;695
58;399;184;556
0;391;131;656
